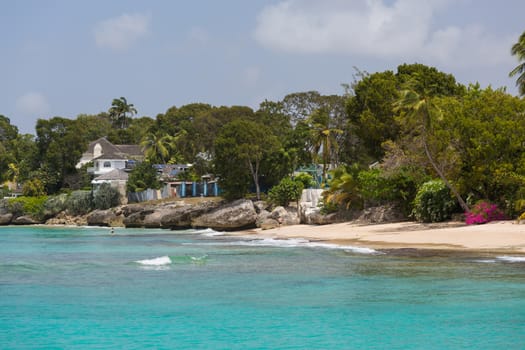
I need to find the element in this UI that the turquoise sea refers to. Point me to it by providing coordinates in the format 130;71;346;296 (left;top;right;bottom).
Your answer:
1;226;525;349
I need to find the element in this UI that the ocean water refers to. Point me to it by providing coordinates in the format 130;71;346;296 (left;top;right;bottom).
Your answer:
1;226;525;349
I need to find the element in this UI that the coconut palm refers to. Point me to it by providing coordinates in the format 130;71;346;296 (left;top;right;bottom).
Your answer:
393;88;469;212
510;31;525;96
108;97;137;129
308;108;343;185
140;133;172;164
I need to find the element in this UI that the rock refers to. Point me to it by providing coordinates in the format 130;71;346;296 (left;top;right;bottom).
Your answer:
357;205;405;224
270;206;300;226
123;210;155;228
192;199;257;231
160;201;222;229
253;201;269;214
299;189;324;224
45;211;87;226
256;209;271;228
0;213;13;225
13;215;41;225
143;210;169;228
87;209;118;227
260;218;279;230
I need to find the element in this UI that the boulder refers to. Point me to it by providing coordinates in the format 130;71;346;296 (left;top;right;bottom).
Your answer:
256;209;271;228
191;199;257;231
260;218;279;230
87;209;118;227
13;215;41;225
45;211;87;226
253;201;270;214
123;210;155;228
270;206;300;226
143;210;170;228
357;205;405;224
160;201;222;229
0;213;13;225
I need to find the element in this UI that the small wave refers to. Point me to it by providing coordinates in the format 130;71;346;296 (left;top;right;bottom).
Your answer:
136;256;172;266
496;256;525;263
212;238;378;254
474;259;497;264
197;228;224;236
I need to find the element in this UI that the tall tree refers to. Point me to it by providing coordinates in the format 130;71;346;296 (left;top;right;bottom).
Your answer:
307;108;343;185
509;31;525;96
108;97;137;129
393;88;469;212
214;119;279;200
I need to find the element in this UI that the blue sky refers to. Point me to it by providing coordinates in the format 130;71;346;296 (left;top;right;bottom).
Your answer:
2;0;525;134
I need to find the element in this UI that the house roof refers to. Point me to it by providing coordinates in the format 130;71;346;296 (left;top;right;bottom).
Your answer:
92;168;129;182
85;137;144;161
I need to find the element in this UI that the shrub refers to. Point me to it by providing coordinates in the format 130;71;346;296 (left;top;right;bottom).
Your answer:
8;196;48;220
412;180;457;223
93;183;120;210
44;193;69;217
22;179;46;197
294;172;315;189
465;201;506;225
65;190;93;215
268;177;304;207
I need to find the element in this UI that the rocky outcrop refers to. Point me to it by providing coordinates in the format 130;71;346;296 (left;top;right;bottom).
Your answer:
45;212;87;226
260;218;279;230
160;201;222;229
87;209;122;227
191;199;257;231
270;206;300;226
298;189;337;224
13;215;42;225
0;213;13;225
356;204;406;224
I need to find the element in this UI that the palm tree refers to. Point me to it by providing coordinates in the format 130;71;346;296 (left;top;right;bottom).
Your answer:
393;88;469;212
510;31;525;96
308;108;343;185
140;133;172;164
108;97;137;129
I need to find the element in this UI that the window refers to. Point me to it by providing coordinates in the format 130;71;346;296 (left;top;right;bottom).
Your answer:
103;161;111;168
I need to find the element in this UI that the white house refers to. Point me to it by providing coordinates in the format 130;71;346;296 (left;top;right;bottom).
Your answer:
77;137;143;176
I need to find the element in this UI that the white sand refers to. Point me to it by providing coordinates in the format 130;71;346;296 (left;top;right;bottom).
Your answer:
237;221;525;253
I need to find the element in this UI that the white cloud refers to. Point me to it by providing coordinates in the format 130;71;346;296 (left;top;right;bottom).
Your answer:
254;0;513;68
94;13;151;51
15;92;50;116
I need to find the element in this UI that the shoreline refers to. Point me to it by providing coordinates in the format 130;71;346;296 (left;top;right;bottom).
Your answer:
232;220;525;254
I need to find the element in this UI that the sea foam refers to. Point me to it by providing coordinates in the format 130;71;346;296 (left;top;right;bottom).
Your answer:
496;256;525;263
136;256;172;266
217;237;378;254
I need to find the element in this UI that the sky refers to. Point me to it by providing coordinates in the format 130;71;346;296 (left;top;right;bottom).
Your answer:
1;0;524;134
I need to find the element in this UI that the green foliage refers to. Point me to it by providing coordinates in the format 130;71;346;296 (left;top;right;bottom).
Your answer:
93;183;120;210
322;165;362;211
268;177;304;207
214;119;280;200
44;193;69;217
65;191;93;215
294;172;315;189
509;31;525;96
22;178;46;197
412;180;457;223
127;162;160;193
8;196;48;220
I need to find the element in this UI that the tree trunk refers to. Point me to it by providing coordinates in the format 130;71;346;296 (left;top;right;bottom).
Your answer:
423;140;469;212
248;159;261;200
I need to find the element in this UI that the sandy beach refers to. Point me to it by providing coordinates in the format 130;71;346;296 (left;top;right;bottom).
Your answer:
238;221;525;253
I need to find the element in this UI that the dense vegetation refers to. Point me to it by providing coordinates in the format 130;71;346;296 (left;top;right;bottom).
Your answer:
2;30;525;222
